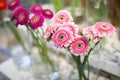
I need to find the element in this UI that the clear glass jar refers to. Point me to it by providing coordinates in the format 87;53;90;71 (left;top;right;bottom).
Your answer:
31;47;60;80
11;44;32;70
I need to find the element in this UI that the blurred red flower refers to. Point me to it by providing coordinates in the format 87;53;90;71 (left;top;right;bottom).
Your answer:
0;0;8;12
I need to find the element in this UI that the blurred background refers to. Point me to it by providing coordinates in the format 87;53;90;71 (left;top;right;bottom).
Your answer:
0;0;120;80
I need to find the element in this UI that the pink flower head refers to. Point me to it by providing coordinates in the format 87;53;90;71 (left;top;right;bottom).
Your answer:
44;24;58;41
83;26;102;41
30;4;43;14
61;22;78;36
52;27;74;48
70;36;89;56
53;10;73;24
11;6;22;20
43;9;54;19
29;15;44;30
92;22;116;37
12;7;29;26
8;0;20;10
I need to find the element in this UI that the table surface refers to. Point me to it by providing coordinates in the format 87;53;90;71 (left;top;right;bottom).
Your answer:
0;58;34;80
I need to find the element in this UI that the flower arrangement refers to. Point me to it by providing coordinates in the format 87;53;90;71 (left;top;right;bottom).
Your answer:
0;0;26;51
0;0;117;79
44;10;116;80
8;0;55;70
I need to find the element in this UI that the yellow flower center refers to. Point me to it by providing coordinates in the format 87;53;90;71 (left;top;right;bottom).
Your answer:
33;17;39;23
19;14;25;21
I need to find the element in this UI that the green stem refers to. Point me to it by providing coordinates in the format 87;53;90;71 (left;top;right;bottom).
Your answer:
26;26;55;71
87;60;90;80
0;12;3;24
7;22;26;50
83;41;100;65
79;64;87;80
39;36;55;71
71;54;83;80
81;70;87;80
26;26;41;47
68;42;100;80
81;41;100;80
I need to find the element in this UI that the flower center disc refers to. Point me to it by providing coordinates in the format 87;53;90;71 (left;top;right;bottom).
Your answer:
19;14;25;21
59;15;64;21
77;42;83;48
59;35;64;40
60;17;64;21
101;25;108;29
33;17;39;23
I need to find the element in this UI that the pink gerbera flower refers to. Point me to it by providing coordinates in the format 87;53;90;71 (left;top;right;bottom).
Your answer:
8;0;20;10
70;36;89;56
12;7;29;26
83;26;102;41
44;24;58;41
30;4;43;14
42;9;54;19
29;15;44;30
53;10;73;24
11;6;22;21
61;22;78;36
52;27;74;48
92;22;116;37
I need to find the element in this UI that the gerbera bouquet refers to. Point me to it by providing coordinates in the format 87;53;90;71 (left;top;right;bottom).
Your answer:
0;0;26;51
8;0;55;70
44;10;116;80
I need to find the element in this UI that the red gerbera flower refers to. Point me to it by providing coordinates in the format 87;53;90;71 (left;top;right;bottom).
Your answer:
0;0;8;12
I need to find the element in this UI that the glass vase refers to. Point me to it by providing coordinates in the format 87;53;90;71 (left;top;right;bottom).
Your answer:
31;47;60;80
0;23;8;49
64;52;101;80
63;42;102;80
